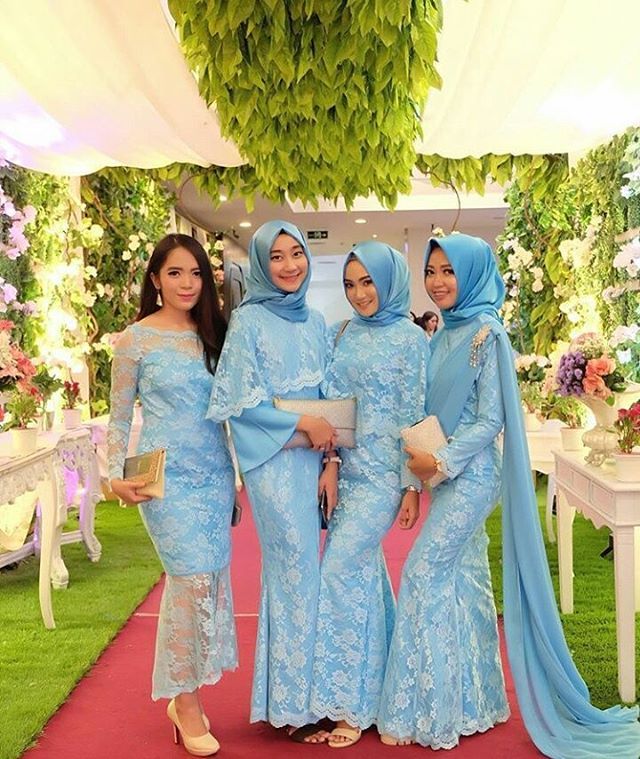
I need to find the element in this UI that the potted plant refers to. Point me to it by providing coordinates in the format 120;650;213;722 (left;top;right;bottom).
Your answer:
613;402;640;481
3;385;41;455
31;365;63;431
62;380;82;429
515;354;550;431
545;394;588;450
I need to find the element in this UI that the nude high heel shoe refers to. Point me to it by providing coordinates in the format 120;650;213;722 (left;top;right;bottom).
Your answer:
167;699;220;756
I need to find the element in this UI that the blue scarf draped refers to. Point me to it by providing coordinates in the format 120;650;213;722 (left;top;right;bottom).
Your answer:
240;220;311;322
426;234;640;758
345;241;411;327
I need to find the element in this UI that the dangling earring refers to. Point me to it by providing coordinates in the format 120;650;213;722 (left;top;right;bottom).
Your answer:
156;288;163;307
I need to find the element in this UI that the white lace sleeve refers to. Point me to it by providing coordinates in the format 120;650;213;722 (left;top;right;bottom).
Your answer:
107;328;141;481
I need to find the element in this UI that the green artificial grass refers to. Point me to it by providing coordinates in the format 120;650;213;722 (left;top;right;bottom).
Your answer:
486;482;637;709
0;502;162;759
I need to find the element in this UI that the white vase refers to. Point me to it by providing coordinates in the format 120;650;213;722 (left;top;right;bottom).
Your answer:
62;408;82;430
10;427;38;456
560;427;585;451
579;383;640;465
613;453;640;482
524;411;543;432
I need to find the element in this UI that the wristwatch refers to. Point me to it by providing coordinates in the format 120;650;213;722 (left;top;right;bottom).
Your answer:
323;455;342;465
402;485;420;494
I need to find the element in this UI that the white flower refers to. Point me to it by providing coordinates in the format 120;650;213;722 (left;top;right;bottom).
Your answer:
121;250;132;261
609;324;640;347
84;265;97;279
138;231;147;241
84;292;96;307
213;240;225;252
621;185;634;199
531;267;544;279
617;348;632;364
145;242;154;254
128;236;140;252
95;283;105;297
532;280;544;293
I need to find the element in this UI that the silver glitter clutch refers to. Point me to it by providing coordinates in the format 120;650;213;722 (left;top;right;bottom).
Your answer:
274;397;357;448
401;416;447;487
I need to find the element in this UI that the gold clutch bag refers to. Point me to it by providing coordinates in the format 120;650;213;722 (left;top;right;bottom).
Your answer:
273;397;357;448
123;448;166;498
400;416;447;487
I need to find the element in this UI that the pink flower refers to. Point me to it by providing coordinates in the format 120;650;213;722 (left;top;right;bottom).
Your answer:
583;373;611;399
586;357;616;377
0;319;14;331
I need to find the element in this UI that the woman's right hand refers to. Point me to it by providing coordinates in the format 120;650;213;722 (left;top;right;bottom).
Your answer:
109;478;152;506
297;415;338;451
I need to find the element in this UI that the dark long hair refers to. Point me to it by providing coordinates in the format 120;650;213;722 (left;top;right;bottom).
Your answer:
137;233;226;374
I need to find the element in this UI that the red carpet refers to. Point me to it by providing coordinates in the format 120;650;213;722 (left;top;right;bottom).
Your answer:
22;493;542;758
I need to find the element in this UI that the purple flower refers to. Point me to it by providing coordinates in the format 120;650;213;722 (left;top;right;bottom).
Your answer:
556;351;587;396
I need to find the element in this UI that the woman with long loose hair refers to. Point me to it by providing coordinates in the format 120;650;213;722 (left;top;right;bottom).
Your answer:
108;233;236;756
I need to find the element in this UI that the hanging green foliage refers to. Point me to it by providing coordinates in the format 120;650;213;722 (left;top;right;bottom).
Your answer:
415;152;569;198
169;0;443;208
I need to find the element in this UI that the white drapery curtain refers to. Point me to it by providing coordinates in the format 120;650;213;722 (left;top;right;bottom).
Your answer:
419;0;640;157
0;0;243;174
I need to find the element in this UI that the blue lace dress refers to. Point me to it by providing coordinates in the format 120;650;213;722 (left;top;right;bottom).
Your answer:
310;319;429;729
377;321;510;748
207;304;327;728
107;323;237;700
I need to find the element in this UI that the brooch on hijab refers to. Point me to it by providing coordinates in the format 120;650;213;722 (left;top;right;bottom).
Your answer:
470;325;492;367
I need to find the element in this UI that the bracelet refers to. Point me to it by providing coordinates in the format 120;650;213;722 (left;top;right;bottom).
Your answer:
402;485;420;494
323;455;342;465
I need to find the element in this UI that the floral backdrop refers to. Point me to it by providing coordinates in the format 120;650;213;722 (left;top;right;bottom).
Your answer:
496;127;640;387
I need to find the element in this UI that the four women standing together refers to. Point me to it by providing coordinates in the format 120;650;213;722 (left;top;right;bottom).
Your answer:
109;224;640;758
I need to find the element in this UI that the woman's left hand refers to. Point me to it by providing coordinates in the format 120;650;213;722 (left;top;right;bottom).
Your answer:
405;447;437;481
318;462;339;520
397;490;420;530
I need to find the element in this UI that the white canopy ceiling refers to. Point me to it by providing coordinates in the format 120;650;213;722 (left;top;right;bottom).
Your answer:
1;0;639;175
0;0;243;174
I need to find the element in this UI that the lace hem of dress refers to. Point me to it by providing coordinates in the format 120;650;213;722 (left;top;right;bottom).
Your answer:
152;661;239;701
209;370;324;420
384;709;511;751
309;704;378;731
249;710;319;729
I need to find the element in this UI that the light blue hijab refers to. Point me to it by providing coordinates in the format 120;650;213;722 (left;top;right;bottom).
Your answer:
345;241;410;327
426;234;640;758
240;220;311;322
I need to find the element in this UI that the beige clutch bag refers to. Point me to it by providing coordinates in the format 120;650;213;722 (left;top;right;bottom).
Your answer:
274;397;356;448
123;448;166;498
401;416;447;487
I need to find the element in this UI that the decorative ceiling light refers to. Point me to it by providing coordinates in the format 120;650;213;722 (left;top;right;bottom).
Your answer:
355;218;367;224
238;221;252;228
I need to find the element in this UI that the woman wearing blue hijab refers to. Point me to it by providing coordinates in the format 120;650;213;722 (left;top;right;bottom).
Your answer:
377;234;640;757
207;221;336;733
308;242;429;748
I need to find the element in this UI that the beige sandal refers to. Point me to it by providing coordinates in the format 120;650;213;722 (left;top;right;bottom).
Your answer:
328;726;362;748
380;734;413;746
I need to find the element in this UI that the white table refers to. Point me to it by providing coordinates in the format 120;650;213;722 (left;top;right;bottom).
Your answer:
554;449;640;702
0;427;102;628
526;420;563;542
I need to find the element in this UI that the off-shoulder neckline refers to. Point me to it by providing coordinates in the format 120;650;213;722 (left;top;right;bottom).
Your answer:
131;322;198;336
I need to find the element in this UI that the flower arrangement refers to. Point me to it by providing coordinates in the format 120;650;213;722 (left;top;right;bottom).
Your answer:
515;354;550;414
614;402;640;454
0;319;36;392
555;332;627;403
62;380;80;410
